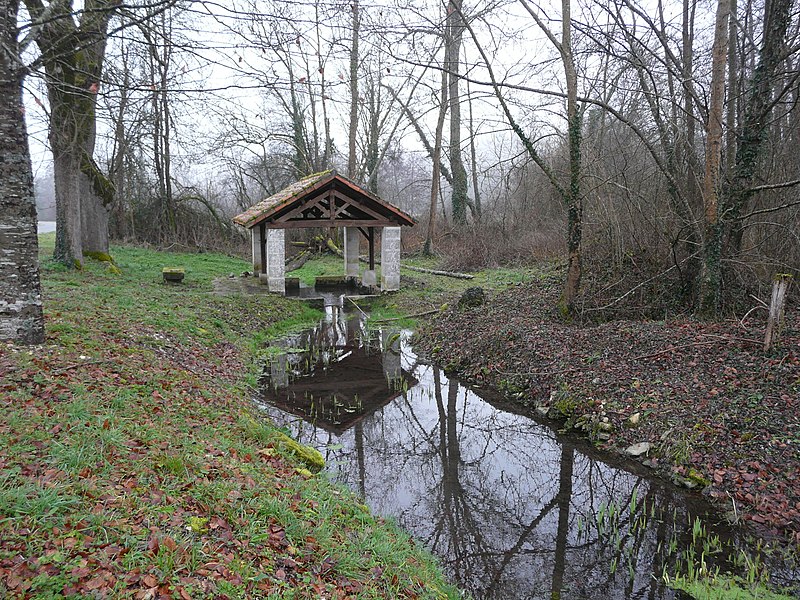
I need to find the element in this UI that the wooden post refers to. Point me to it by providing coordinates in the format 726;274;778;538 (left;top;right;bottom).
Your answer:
764;273;792;352
259;223;267;275
368;226;375;270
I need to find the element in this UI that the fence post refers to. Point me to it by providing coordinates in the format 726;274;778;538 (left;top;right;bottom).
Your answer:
764;273;792;352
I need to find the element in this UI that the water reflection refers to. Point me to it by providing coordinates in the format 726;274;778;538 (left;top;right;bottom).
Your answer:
256;310;774;599
261;299;416;435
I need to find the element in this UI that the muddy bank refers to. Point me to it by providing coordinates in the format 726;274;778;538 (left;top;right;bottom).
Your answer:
413;282;800;546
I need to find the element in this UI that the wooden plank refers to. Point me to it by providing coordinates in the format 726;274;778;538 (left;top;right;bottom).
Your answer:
330;175;416;226
239;171;416;229
274;194;328;223
263;220;398;229
331;189;388;221
242;171;336;227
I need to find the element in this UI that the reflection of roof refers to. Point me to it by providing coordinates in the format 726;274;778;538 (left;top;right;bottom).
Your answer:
232;170;415;229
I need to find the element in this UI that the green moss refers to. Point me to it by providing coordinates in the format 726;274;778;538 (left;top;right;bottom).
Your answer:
272;431;324;472
550;388;583;418
686;468;710;488
498;378;525;395
287;254;347;286
79;152;116;207
162;267;186;275
85;251;115;263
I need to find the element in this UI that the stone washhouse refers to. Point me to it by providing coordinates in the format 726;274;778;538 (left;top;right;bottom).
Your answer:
233;170;415;293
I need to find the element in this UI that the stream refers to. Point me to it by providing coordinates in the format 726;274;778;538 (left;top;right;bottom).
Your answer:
256;298;798;599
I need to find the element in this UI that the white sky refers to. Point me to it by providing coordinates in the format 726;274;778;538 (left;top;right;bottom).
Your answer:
21;0;720;197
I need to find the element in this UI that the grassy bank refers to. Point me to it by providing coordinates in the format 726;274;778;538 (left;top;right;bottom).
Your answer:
0;238;460;599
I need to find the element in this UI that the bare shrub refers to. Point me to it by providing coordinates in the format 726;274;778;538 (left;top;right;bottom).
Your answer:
409;221;563;272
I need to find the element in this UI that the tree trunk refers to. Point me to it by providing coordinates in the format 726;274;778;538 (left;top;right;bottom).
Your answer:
699;0;731;317
725;0;792;254
446;0;468;226
0;0;45;344
559;0;583;319
315;0;332;169
26;0;116;266
146;11;175;237
51;143;84;266
681;0;702;299
80;117;111;256
467;79;482;219
110;59;130;239
348;0;360;179
424;62;450;256
550;445;574;599
725;0;738;174
365;77;380;194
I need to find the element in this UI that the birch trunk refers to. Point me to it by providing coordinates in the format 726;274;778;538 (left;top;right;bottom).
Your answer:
0;0;45;344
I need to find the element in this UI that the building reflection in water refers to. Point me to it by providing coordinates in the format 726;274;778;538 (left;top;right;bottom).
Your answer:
257;308;768;600
261;299;416;436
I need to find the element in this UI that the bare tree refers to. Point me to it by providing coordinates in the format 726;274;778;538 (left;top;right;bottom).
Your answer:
459;0;585;316
724;0;796;251
446;0;469;226
23;0;120;266
426;57;450;255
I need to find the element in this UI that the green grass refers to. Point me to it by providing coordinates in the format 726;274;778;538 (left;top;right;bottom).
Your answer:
288;254;353;285
0;238;461;599
667;575;797;600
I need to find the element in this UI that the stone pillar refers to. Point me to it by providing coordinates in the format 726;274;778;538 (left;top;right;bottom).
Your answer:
251;226;264;276
381;226;401;291
344;227;360;279
266;229;285;294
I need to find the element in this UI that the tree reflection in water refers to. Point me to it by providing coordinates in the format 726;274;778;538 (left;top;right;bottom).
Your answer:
257;311;737;600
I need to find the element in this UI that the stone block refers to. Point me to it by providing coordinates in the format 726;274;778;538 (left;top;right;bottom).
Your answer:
315;275;347;287
266;229;285;294
362;269;377;287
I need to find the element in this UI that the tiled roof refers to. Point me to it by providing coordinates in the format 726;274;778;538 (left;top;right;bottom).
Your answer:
232;171;333;228
232;170;415;229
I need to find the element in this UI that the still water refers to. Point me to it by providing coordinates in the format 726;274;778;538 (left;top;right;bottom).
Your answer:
257;300;796;599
